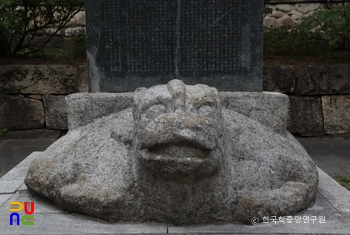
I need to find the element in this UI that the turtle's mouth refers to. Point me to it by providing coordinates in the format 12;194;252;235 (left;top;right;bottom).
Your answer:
138;112;222;181
141;143;210;162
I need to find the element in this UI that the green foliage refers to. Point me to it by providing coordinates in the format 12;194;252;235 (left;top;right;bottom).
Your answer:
0;0;84;56
264;26;328;58
264;0;273;17
0;128;7;137
333;176;350;191
26;30;86;62
297;4;350;49
264;4;350;61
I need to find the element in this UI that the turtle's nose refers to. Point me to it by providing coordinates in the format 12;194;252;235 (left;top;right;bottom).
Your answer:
167;79;186;112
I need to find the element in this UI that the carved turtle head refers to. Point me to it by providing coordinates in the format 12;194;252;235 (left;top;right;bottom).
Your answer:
133;80;224;182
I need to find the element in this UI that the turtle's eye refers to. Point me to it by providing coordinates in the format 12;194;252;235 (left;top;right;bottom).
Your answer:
145;104;167;119
198;105;215;119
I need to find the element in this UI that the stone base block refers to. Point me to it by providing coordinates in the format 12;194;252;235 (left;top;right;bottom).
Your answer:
220;92;289;134
0;95;44;130
66;92;133;129
288;96;324;136
0;65;78;94
67;91;289;135
322;95;350;134
43;95;68;130
25;81;318;226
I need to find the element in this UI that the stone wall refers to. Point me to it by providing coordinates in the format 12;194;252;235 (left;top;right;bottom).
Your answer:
264;64;350;137
264;2;324;28
0;64;87;138
0;63;349;138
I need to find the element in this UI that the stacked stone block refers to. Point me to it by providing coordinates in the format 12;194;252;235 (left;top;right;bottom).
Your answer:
1;63;349;137
264;64;350;137
0;65;88;133
1;2;348;137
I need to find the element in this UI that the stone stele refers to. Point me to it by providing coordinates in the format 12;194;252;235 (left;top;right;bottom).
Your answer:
25;80;318;225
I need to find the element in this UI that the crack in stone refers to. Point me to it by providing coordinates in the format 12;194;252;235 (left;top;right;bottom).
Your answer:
174;0;181;80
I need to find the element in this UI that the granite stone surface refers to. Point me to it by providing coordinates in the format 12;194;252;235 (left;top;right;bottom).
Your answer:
25;80;318;225
1;151;349;234
322;95;350;135
288;96;324;136
43;95;68;130
0;65;77;94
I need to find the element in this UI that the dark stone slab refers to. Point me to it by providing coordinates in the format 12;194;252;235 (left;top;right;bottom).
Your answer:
43;95;68;130
296;64;350;95
322;95;350;135
0;65;77;95
288;96;324;136
0;95;45;130
263;65;299;94
85;0;263;92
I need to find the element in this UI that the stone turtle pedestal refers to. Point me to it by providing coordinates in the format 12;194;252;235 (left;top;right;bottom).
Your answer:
25;80;318;225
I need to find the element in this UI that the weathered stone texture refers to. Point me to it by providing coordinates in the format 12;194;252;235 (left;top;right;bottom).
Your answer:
77;64;89;92
290;10;303;21
277;4;293;13
66;93;133;129
297;65;350;95
28;95;43;100
0;65;77;94
74;11;86;26
26;80;318;225
263;17;276;28
264;3;323;26
294;3;321;14
276;16;295;27
45;28;62;36
220;92;289;135
263;65;299;93
288;96;324;136
0;95;44;129
64;27;84;37
43;95;68;130
270;8;284;19
322;95;350;134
